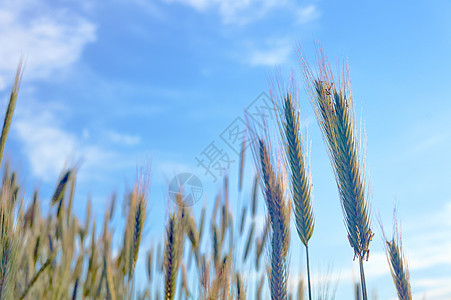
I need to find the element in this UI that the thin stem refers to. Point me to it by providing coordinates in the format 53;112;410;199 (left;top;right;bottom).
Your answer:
305;245;312;300
359;256;368;300
19;258;52;300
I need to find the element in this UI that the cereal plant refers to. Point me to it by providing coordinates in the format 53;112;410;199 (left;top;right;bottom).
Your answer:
0;48;414;300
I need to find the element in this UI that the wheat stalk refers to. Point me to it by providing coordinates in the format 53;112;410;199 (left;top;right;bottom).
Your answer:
19;258;52;300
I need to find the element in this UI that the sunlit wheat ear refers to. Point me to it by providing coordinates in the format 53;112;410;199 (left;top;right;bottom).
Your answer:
122;188;135;278
0;60;23;170
379;211;412;300
185;212;200;249
130;168;150;283
301;50;373;260
164;214;178;300
51;169;72;206
131;191;146;275
386;240;411;300
300;48;373;299
163;205;184;300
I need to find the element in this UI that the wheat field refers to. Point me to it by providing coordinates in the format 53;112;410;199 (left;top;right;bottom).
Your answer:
0;50;413;300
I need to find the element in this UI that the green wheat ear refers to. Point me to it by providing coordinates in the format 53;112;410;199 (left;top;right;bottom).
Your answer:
281;93;314;247
246;96;291;299
254;136;290;300
164;201;185;300
164;214;179;300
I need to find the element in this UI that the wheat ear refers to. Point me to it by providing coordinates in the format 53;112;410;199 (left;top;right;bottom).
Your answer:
300;49;373;300
275;89;314;300
163;205;184;300
0;60;23;170
257;137;290;300
380;211;412;300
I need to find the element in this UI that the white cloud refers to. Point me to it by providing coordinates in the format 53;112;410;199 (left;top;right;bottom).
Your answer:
249;44;292;66
12;98;124;182
166;0;210;11
106;130;141;146
296;4;320;25
412;277;451;300
14;108;76;181
246;38;293;67
163;0;319;25
0;0;96;90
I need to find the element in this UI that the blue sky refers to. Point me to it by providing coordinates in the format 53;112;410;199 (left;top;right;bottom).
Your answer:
1;0;451;299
